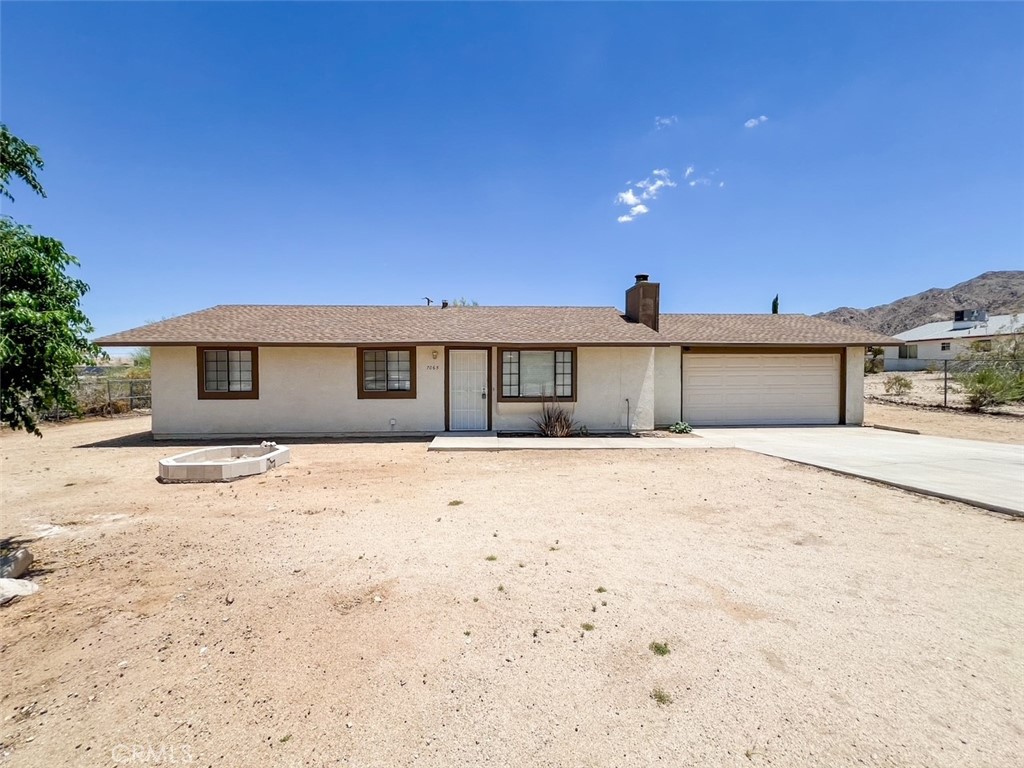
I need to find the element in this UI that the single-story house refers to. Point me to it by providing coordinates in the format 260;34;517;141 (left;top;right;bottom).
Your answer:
883;310;1020;371
94;275;895;439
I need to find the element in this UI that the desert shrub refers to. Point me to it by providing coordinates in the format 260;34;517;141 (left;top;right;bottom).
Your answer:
864;346;885;374
883;374;913;396
955;369;1024;412
533;399;578;437
951;328;1024;410
668;421;692;434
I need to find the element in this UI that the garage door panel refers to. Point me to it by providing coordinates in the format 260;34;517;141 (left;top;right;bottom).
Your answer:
683;353;840;426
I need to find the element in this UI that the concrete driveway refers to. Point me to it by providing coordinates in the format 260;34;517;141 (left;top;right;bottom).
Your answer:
694;427;1024;515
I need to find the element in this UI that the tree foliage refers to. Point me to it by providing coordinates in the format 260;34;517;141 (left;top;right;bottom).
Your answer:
1;125;101;435
771;294;779;314
1;220;101;434
0;124;46;202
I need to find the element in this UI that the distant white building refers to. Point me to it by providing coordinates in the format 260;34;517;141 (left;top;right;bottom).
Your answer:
884;310;1020;371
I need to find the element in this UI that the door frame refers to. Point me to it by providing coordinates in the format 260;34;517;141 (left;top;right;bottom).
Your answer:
680;346;847;426
444;346;493;431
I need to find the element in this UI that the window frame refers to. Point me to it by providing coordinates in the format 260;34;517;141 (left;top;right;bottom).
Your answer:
497;346;577;403
940;342;951;352
356;346;417;399
898;344;918;360
196;346;260;400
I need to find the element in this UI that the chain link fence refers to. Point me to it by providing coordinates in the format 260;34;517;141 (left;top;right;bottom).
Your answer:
866;359;1024;411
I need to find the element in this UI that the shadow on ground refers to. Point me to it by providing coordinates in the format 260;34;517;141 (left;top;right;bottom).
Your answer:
73;431;435;449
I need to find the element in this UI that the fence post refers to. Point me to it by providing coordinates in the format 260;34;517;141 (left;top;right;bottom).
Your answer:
943;360;948;408
107;379;112;417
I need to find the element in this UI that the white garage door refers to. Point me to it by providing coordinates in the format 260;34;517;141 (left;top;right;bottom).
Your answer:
683;353;840;426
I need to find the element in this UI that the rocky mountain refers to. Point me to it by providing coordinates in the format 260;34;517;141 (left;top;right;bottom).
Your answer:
816;271;1024;336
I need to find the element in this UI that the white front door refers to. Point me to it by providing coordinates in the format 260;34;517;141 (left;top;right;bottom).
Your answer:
448;350;489;431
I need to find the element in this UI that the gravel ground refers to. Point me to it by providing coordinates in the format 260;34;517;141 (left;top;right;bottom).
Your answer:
1;416;1022;768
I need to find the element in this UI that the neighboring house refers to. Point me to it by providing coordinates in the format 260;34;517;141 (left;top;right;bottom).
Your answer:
883;311;1020;371
94;275;895;439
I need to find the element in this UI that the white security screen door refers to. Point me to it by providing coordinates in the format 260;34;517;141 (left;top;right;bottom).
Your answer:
449;350;489;431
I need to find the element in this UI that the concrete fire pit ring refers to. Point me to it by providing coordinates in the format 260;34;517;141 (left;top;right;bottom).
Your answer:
158;442;290;482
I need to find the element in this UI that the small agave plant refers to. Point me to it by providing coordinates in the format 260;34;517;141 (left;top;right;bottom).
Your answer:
533;399;579;437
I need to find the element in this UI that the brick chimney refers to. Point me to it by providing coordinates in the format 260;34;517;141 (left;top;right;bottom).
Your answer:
625;274;660;331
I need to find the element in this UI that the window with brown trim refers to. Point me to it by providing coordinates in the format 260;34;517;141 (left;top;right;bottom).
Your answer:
357;347;416;399
197;347;259;400
499;348;575;401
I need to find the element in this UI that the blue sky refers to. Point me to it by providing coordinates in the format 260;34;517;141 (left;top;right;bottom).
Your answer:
2;2;1022;337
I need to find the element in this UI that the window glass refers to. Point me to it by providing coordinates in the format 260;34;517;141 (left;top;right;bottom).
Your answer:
204;349;252;392
363;349;412;392
500;349;572;398
520;351;555;397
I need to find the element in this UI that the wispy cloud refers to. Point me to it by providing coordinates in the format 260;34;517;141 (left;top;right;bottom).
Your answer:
744;115;769;128
636;168;677;200
686;166;726;189
654;115;678;130
614;168;678;222
684;166;695;179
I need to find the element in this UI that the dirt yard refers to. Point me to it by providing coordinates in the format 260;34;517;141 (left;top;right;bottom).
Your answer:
864;402;1024;444
864;369;1024;417
2;417;1022;768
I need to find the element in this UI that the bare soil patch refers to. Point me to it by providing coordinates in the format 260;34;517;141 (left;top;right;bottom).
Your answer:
1;416;1022;767
865;402;1024;444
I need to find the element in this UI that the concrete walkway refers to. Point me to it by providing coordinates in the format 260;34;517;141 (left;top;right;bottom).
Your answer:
694;427;1024;516
428;433;708;451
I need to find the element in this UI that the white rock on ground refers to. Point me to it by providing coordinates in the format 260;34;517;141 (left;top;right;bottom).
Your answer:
0;578;39;604
0;548;33;579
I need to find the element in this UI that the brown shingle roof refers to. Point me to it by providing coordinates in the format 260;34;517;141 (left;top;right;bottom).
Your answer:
659;314;897;346
94;305;898;347
94;305;664;346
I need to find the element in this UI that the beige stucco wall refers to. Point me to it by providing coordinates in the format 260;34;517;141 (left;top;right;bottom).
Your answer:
844;346;865;425
491;346;657;433
152;345;446;438
653;346;682;426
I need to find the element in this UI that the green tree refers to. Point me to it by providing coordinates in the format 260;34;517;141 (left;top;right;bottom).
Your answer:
0;126;101;435
771;294;779;314
0;124;45;201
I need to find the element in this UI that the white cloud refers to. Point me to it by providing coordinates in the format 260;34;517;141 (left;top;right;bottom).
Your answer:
719;181;725;188
654;115;678;130
616;188;641;206
684;166;694;179
744;115;769;128
635;169;677;200
615;168;679;222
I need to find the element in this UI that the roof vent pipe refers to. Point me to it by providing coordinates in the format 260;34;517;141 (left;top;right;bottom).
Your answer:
635;274;649;283
441;300;449;309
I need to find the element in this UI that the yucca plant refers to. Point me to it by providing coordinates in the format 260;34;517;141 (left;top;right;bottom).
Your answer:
532;399;578;437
